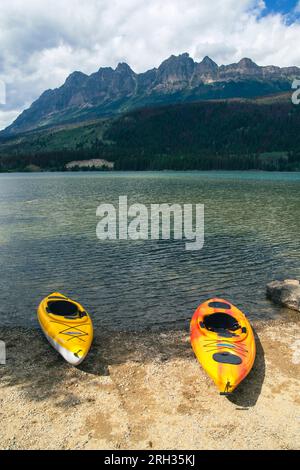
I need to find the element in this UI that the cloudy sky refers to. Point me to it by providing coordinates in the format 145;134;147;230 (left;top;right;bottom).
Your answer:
1;0;300;129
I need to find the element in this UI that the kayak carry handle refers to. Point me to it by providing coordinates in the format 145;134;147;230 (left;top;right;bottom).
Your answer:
220;381;232;396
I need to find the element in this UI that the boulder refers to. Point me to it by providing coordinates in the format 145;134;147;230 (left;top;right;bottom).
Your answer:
266;279;300;312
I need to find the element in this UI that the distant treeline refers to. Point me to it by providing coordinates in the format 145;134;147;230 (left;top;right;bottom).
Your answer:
1;148;299;172
1;100;300;171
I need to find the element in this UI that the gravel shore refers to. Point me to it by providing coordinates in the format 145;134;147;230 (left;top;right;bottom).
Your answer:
0;318;299;450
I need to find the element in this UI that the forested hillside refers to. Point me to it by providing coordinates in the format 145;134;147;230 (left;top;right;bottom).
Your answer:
1;99;300;171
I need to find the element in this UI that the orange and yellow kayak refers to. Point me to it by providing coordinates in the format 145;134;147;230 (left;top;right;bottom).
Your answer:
190;298;256;394
37;292;93;365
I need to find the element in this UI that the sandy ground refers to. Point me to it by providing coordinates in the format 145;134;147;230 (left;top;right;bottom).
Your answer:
0;318;299;450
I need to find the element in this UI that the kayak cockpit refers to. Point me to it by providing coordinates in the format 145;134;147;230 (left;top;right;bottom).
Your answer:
202;312;242;338
46;300;87;319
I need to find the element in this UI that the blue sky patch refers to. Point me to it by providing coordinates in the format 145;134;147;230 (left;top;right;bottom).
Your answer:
263;0;298;15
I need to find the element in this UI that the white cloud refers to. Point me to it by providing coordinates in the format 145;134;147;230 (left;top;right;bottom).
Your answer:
0;109;22;131
0;0;300;129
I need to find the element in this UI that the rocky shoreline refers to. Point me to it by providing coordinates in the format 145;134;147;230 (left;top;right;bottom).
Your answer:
0;318;299;450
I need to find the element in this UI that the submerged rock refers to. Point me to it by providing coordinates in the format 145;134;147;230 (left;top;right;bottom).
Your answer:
266;279;300;312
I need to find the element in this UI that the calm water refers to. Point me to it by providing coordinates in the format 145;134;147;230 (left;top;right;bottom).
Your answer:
0;171;299;330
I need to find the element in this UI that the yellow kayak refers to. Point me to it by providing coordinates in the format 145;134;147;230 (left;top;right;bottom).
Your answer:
37;292;93;365
190;298;256;394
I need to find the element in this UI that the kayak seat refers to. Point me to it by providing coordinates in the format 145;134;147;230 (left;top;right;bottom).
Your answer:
203;312;241;337
47;300;79;317
213;328;237;338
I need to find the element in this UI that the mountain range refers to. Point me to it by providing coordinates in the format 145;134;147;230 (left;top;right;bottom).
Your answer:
2;53;300;135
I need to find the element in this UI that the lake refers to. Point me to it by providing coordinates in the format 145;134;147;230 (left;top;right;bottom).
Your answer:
0;171;299;330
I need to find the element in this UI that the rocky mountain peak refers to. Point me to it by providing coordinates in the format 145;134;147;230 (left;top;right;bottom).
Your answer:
219;57;261;78
64;71;88;87
97;66;114;73
115;62;135;75
3;53;300;136
178;52;191;60
158;52;193;68
193;56;218;84
156;53;195;87
201;56;218;68
238;58;259;69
